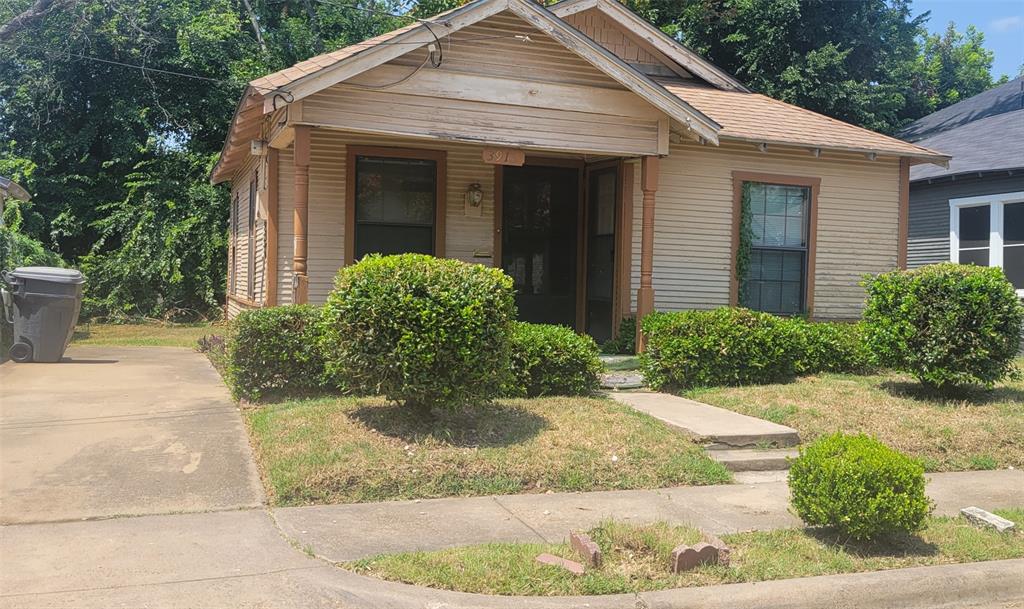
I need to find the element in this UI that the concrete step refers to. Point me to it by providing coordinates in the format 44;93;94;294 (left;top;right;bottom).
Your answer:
610;392;801;448
708;447;799;472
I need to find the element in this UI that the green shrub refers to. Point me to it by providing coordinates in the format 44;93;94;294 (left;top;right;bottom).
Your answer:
795;320;873;374
863;263;1023;392
600;317;636;355
322;254;516;412
789;433;932;540
226;305;331;401
505;322;602;397
640;308;804;389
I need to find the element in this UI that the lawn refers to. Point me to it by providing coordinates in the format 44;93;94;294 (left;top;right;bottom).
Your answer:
244;396;731;505
685;366;1024;472
349;512;1024;596
72;322;220;348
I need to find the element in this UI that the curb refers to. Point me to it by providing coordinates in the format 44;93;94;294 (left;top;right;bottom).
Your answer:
308;558;1024;609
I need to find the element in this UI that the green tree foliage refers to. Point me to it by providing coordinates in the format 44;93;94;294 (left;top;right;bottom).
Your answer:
0;0;402;318
917;23;1004;111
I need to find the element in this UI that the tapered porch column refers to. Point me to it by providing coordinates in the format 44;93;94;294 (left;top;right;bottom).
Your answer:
635;155;658;353
293;125;311;304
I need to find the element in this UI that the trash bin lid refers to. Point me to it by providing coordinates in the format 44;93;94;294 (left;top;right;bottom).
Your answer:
10;266;85;284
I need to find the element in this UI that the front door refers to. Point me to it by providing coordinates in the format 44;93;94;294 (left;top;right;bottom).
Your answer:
501;165;581;328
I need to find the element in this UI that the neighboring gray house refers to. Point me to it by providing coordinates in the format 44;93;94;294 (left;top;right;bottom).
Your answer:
902;78;1024;295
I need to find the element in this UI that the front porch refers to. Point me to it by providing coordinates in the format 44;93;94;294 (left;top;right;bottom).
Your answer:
233;127;661;346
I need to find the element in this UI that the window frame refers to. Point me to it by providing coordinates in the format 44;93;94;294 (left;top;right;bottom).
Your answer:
730;171;820;316
344;145;447;265
247;172;257;300
949;191;1024;297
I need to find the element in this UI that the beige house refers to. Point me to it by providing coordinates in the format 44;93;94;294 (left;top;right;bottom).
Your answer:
212;0;947;345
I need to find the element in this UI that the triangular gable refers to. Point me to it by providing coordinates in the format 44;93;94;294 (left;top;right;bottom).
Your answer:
251;0;720;143
550;0;748;93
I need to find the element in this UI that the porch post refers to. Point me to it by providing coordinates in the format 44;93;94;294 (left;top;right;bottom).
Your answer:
636;155;658;353
293;125;310;304
898;157;910;270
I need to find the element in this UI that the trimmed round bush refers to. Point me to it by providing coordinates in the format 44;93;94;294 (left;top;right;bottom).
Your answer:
226;304;331;401
640;308;804;389
505;322;602;397
322;254;516;412
863;263;1023;392
789;433;932;540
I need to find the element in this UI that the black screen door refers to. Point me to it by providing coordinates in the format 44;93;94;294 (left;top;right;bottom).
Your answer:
585;165;618;342
501;165;580;328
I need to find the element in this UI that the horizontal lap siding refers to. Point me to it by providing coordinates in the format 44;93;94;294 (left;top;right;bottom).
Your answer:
274;130;497;305
631;141;901;319
303;87;661;156
908;174;1024;268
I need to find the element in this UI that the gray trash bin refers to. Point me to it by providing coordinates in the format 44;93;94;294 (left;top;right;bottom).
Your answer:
2;267;85;363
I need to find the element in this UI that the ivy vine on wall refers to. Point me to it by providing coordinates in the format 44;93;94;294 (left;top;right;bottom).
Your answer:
735;181;754;305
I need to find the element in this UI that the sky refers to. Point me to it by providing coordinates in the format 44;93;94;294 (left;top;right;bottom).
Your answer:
912;0;1024;79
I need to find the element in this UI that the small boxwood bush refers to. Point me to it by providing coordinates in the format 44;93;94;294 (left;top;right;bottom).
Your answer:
863;263;1023;392
322;254;516;412
795;319;873;375
789;433;932;540
600;317;636;355
505;322;602;397
226;304;332;401
640;308;804;389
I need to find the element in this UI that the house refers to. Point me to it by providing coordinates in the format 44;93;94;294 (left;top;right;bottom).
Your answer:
901;77;1024;295
211;0;947;347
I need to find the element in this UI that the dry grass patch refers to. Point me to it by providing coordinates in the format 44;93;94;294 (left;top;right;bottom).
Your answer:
685;367;1024;472
349;511;1024;595
72;322;218;348
244;396;730;505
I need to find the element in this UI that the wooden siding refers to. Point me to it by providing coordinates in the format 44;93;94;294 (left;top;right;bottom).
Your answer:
628;142;902;320
391;12;623;89
908;173;1024;268
272;130;498;306
298;11;667;157
564;8;661;67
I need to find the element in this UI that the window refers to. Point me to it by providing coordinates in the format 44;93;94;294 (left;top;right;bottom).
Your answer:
247;173;257;300
950;191;1024;295
347;148;446;263
739;181;813;315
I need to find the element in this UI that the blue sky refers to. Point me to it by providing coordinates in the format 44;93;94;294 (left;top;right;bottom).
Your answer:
912;0;1024;79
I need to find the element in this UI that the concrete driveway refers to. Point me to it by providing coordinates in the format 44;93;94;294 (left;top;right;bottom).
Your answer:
0;346;263;524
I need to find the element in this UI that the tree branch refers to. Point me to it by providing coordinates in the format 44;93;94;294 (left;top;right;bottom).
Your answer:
0;0;73;42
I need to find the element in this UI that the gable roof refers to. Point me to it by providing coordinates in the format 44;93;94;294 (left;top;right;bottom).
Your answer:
549;0;748;92
662;80;949;162
212;0;949;183
901;77;1024;143
900;78;1024;181
212;0;723;182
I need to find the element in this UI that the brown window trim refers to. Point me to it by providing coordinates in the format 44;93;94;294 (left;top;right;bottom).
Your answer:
730;171;820;316
344;145;447;266
247;171;257;300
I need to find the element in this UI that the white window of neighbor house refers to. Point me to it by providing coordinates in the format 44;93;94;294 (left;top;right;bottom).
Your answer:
950;191;1024;296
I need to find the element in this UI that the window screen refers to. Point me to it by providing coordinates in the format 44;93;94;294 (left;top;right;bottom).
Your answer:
354;156;436;260
958;204;990;266
741;182;810;315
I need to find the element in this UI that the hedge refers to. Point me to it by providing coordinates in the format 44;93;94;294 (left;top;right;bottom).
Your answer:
505;322;602;397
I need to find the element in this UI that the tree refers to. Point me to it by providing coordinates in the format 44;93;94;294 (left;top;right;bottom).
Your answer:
918;22;1000;110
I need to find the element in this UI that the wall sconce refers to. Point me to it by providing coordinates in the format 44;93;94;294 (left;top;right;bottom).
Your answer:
464;183;483;218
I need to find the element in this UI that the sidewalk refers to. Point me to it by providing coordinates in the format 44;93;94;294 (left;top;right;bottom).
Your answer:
274;469;1024;562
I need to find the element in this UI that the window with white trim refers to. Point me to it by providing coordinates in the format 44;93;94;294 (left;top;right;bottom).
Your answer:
950;191;1024;295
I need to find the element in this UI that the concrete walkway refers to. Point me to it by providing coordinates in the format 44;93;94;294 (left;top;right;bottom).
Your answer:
273;469;1024;561
0;346;263;524
611;391;800;447
2;346;1022;608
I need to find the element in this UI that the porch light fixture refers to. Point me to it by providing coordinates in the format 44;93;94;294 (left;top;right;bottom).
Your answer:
465;183;483;207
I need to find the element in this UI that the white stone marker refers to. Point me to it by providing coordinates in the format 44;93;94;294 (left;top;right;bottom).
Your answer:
960;506;1016;533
